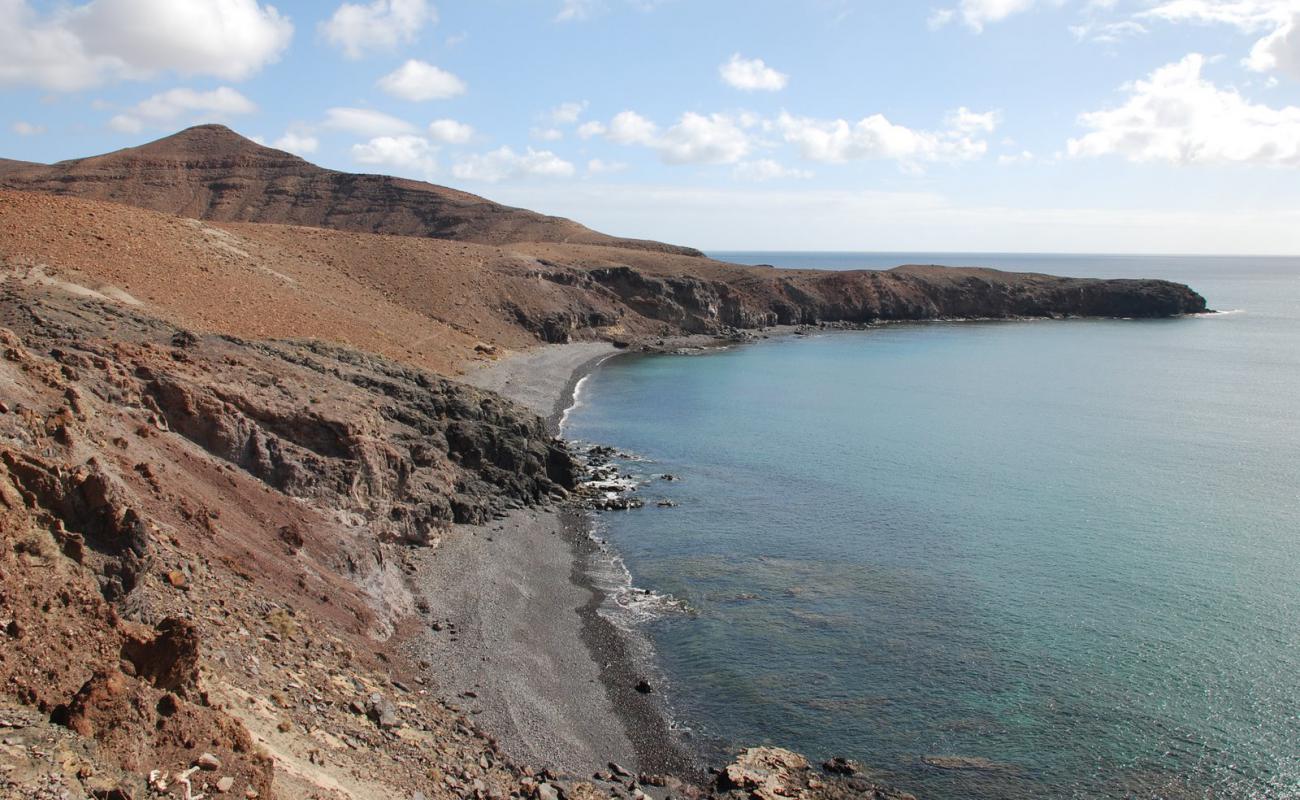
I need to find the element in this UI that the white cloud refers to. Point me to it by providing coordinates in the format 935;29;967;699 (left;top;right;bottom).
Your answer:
719;53;789;91
607;111;658;145
377;60;466;101
109;86;256;132
1069;19;1148;43
451;146;576;182
532;127;564;141
930;0;1038;32
1068;53;1300;166
1248;14;1300;77
11;121;45;135
274;130;319;155
577;120;608;139
352;134;437;176
1142;1;1300;80
427;118;474;144
733;159;813;180
948;106;1001;134
0;0;292;91
586;158;628;175
321;0;434;59
322;107;415;137
775;108;996;165
1248;12;1300;77
548;100;588;124
657;113;753;164
597;110;753;164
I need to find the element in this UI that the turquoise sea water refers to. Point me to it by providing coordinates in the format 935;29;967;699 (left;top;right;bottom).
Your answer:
564;254;1300;800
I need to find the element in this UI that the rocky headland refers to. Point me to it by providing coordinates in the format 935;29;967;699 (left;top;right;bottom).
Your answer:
0;125;1211;799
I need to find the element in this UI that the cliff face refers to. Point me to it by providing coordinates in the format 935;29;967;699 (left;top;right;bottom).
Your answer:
508;256;1209;343
0;125;702;256
0;279;586;798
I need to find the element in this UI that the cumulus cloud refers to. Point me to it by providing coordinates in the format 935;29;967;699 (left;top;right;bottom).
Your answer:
273;129;318;154
427;118;474;144
732;159;813;180
1068;53;1300;166
719;54;789;91
11;121;45;135
321;0;434;59
775;107;996;165
607;111;658;145
595;111;753;164
657;113;753;164
930;0;1038;32
532;127;564;141
451;146;576;182
1141;0;1300;80
352;134;437;176
1248;14;1300;78
322;107;415;137
109;86;256;132
0;0;293;91
377;60;466;101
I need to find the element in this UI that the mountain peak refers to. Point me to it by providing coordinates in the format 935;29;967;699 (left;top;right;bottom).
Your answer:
118;124;293;162
0;125;703;255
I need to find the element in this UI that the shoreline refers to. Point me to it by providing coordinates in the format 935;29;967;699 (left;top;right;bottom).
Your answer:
443;316;1190;779
544;348;706;778
438;340;703;781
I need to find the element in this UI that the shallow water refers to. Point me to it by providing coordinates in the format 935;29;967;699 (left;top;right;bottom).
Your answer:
563;254;1300;799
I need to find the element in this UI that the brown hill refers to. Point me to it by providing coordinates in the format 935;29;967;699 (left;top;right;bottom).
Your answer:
0;124;702;256
0;190;1208;381
0;157;40;175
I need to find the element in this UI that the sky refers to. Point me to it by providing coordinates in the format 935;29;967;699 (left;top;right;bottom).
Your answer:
3;0;1300;254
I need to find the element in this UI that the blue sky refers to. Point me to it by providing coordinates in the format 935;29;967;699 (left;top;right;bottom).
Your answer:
3;0;1300;253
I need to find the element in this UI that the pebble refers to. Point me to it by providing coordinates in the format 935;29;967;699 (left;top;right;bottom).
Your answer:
216;776;235;793
195;752;221;771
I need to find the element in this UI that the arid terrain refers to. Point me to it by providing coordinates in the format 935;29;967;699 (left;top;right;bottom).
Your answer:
0;126;1209;799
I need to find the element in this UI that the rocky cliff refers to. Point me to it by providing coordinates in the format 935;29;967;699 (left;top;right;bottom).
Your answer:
0;278;914;800
503;246;1209;343
0;277;570;797
0;125;701;256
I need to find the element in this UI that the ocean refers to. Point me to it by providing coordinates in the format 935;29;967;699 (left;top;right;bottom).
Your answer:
562;253;1300;799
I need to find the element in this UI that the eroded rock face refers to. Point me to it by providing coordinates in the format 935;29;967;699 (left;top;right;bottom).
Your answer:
120;617;201;695
0;281;586;799
509;257;1210;346
0;288;576;544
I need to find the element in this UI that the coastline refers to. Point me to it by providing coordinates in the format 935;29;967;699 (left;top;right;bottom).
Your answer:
431;341;702;781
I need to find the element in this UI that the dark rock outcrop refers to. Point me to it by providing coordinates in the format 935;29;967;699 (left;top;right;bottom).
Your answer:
513;259;1208;342
1;282;577;545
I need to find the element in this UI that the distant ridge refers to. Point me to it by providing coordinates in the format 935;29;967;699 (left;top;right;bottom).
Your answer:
0;124;702;256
